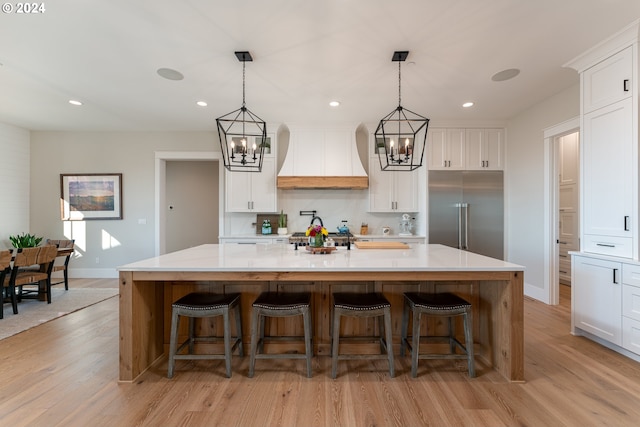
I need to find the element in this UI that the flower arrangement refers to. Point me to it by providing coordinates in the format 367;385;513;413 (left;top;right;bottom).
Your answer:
305;224;328;237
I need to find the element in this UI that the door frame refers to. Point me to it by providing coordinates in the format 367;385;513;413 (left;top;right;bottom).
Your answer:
155;151;223;256
543;117;579;305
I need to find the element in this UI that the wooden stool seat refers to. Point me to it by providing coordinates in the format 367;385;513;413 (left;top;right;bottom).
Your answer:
331;292;395;379
401;292;475;378
249;292;313;378
167;292;243;379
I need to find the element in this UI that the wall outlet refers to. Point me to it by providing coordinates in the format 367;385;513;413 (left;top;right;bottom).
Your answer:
95;257;100;264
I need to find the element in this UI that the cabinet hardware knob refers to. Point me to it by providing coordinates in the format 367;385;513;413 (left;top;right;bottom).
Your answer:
623;79;630;92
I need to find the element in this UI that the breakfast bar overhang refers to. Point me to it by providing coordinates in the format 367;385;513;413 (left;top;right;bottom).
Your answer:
118;244;525;382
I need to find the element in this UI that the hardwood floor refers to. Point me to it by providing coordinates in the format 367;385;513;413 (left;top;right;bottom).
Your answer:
1;282;639;426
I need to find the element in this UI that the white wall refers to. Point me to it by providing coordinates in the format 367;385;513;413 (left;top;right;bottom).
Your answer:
29;131;215;277
0;123;30;247
506;83;580;295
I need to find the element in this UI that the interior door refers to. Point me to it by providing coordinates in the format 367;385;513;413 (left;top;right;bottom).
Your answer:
166;161;219;253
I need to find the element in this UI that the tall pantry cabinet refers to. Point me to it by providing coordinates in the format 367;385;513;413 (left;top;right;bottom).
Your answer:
567;20;640;361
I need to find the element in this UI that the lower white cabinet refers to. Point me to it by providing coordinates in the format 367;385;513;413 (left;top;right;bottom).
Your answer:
356;236;425;244
573;255;622;346
219;236;288;244
623;264;640;353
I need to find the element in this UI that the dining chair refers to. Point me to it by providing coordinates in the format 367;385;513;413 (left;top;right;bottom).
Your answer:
9;245;58;307
46;239;75;290
0;249;13;319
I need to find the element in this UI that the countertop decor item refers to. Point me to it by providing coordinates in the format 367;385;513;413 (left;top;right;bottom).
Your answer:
306;224;328;247
306;246;336;254
277;210;288;235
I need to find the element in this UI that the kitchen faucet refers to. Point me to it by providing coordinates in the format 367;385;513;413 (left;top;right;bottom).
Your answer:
309;216;323;227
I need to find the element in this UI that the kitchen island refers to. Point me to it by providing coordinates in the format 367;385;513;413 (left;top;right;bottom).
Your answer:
118;244;524;382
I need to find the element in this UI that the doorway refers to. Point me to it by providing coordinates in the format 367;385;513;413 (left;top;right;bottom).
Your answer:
165;160;219;253
544;118;579;305
154;151;223;256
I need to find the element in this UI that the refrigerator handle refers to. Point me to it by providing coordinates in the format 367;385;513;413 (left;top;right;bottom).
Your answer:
456;203;463;249
462;203;469;250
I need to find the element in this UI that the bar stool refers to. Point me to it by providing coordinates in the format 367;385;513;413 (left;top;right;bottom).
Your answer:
248;292;313;378
167;292;243;379
331;292;394;379
400;292;475;378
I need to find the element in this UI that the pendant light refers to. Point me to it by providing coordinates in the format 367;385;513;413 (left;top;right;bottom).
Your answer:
375;51;429;171
216;51;267;172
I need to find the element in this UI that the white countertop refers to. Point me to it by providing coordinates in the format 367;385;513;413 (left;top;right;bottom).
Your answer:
119;244;524;273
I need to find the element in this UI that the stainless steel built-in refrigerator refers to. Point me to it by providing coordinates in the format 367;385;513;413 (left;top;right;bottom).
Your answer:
428;171;504;260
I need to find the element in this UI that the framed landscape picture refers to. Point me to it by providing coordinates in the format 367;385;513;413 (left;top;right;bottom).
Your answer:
60;173;123;220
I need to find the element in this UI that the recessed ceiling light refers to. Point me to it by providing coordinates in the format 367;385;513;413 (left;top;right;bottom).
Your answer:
157;67;184;81
491;68;520;82
462;102;474;108
196;101;208;107
329;101;340;107
68;100;83;106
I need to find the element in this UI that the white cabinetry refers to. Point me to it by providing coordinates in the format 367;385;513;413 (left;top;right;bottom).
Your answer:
428;128;465;170
583;46;633;113
225;157;277;212
623;264;640;354
566;24;638;260
465;129;504;170
573;255;622;345
357;236;425;244
569;20;640;363
428;128;504;171
368;156;418;212
582;97;634;257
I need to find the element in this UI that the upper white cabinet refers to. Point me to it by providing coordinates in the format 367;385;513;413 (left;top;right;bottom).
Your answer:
225;155;277;212
428;128;504;171
428;128;465;170
582;99;634;257
566;21;639;260
368;156;418;212
583;46;633;113
465;128;504;170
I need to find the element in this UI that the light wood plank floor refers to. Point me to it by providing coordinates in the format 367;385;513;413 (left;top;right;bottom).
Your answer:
1;281;639;426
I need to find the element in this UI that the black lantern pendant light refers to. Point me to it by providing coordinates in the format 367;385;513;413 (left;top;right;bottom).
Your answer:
216;51;267;172
375;51;429;171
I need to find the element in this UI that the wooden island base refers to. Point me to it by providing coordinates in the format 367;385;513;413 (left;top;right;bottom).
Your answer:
119;269;523;383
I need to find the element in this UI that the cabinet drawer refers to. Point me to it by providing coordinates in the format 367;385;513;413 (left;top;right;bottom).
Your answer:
623;316;640;355
623;264;640;287
623;284;640;322
583;234;633;258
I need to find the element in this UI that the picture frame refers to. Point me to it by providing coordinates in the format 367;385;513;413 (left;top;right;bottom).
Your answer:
60;173;123;220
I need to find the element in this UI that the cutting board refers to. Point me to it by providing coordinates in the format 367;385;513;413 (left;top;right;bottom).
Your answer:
354;241;410;249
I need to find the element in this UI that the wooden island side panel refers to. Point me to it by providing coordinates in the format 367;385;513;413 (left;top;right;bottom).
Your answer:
119;268;523;382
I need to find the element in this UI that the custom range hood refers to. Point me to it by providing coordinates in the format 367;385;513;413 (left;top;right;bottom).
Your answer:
277;125;368;189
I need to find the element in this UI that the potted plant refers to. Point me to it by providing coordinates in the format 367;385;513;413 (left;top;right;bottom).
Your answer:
277;210;288;235
9;232;43;248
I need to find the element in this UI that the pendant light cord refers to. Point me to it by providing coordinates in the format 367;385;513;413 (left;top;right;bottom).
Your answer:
398;60;402;108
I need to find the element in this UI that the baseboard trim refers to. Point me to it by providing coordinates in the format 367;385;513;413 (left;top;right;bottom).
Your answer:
68;268;118;279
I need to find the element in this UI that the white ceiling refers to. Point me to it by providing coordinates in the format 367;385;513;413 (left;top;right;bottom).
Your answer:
1;0;639;132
